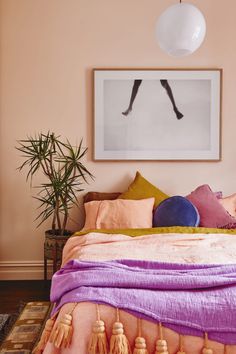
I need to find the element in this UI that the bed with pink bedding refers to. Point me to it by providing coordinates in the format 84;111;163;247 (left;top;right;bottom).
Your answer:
39;227;236;354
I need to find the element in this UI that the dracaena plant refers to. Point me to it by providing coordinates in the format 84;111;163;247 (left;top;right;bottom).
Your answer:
16;132;93;235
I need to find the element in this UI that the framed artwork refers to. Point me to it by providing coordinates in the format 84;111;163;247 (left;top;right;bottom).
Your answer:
93;69;222;161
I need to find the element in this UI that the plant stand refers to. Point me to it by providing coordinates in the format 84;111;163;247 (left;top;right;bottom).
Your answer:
44;232;70;280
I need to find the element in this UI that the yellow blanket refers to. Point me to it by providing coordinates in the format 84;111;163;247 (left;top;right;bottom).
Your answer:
74;225;236;237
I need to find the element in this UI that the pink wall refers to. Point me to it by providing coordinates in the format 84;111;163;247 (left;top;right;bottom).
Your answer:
1;0;236;278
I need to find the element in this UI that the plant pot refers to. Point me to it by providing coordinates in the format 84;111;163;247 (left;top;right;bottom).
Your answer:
45;229;73;238
44;229;72;260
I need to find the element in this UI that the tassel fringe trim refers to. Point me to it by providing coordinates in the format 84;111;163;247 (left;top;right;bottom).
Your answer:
201;332;213;354
132;319;148;354
32;317;56;354
37;304;233;353
88;305;108;354
109;308;131;354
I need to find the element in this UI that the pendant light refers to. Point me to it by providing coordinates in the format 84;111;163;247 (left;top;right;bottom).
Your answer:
155;1;206;57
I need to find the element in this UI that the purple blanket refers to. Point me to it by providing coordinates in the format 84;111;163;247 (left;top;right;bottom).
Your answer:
51;259;236;344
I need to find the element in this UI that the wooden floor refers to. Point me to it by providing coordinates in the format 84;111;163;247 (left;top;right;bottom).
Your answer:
0;280;51;313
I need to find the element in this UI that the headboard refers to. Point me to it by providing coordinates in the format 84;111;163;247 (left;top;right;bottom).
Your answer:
83;191;121;204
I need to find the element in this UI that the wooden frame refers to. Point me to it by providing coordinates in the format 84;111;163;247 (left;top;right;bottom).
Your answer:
93;68;222;161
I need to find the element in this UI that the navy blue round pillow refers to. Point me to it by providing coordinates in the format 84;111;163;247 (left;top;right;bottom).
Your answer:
153;196;200;227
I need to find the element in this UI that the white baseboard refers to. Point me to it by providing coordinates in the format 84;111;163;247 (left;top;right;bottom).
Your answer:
0;261;53;280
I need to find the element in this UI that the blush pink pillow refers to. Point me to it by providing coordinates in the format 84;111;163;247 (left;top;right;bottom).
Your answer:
83;198;155;230
186;184;236;228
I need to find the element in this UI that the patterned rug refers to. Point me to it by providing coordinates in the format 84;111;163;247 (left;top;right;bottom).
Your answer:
0;315;11;343
0;302;52;354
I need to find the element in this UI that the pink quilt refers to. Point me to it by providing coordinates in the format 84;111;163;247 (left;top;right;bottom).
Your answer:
62;231;236;265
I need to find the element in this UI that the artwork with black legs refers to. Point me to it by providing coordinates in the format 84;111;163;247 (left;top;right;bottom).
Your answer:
122;79;184;120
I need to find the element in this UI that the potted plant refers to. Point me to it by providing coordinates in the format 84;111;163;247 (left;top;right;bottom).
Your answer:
16;132;93;237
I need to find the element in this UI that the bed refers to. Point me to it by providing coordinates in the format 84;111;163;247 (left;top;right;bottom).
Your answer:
35;172;236;354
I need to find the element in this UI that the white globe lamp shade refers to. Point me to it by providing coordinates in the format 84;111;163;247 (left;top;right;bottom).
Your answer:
155;3;206;57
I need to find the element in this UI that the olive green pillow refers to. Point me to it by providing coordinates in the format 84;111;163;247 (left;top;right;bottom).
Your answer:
118;171;169;208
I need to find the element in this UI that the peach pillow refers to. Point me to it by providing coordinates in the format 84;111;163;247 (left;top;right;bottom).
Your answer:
219;193;236;218
83;198;155;230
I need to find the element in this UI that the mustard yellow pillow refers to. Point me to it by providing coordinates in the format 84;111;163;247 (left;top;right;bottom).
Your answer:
119;171;169;208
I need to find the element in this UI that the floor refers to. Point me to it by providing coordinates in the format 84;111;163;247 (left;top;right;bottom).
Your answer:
0;280;51;313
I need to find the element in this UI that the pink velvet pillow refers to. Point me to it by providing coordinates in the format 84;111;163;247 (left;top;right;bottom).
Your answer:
83;198;155;230
186;184;236;228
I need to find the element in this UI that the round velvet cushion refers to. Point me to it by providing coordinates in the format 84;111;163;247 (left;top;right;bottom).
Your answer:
153;196;200;227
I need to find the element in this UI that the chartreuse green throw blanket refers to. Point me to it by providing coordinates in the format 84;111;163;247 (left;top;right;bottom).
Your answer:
73;226;236;237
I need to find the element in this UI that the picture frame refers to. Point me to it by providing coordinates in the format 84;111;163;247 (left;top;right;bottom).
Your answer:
93;68;222;161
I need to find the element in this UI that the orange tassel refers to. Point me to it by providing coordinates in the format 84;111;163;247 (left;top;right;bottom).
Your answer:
132;319;148;354
133;337;148;354
176;335;186;354
49;313;73;348
32;317;56;353
202;349;213;354
155;323;169;354
88;304;108;354
109;308;131;354
201;332;213;354
49;303;77;349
